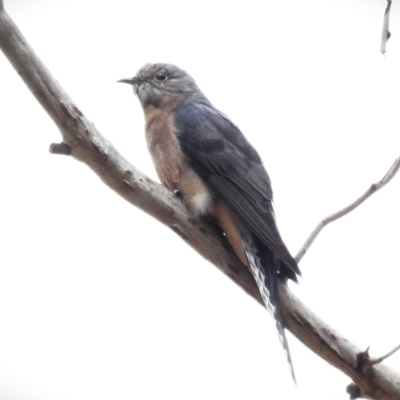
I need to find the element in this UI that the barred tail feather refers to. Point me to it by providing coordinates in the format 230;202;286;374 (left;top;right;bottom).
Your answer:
240;225;296;383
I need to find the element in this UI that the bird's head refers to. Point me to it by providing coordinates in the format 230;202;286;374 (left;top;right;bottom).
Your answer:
119;63;202;108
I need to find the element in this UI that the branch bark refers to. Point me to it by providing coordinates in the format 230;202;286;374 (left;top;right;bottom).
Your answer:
1;6;400;399
381;0;392;54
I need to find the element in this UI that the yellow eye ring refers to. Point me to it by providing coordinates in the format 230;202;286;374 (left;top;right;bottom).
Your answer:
153;71;168;83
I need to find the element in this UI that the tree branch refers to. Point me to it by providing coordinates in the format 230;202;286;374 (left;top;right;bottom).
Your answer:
295;157;400;263
371;345;400;367
381;0;392;54
1;6;400;399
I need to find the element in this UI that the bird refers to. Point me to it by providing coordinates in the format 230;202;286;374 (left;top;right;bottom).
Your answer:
119;63;301;381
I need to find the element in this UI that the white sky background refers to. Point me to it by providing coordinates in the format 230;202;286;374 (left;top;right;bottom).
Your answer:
1;0;400;399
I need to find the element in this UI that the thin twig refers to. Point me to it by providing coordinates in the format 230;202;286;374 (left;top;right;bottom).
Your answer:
295;157;400;263
371;345;400;366
49;142;72;155
381;0;392;54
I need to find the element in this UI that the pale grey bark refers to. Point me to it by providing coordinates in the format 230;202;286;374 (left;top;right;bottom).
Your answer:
381;0;392;54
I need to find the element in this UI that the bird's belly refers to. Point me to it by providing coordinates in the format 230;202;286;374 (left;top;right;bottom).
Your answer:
145;107;214;217
179;164;214;217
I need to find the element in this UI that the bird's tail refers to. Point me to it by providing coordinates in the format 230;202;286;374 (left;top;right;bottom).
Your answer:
240;224;296;383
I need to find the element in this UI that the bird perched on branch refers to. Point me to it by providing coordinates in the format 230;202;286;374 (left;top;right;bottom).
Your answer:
119;63;301;381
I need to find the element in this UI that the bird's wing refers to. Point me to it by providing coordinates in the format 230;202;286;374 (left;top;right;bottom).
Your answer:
174;101;299;277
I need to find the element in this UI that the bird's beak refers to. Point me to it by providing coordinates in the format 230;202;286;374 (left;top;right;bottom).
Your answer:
117;77;138;85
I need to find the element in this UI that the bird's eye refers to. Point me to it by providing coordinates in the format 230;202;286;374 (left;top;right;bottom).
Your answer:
154;71;168;83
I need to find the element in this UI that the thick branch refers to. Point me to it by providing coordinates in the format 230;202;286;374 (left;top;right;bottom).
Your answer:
295;157;400;263
1;6;400;399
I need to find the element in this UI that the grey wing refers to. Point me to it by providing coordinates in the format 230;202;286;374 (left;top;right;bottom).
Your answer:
174;101;300;278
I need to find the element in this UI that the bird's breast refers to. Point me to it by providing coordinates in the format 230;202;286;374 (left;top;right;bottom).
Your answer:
144;105;214;217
